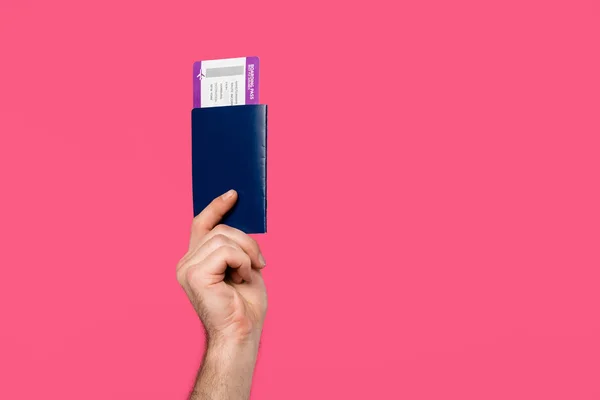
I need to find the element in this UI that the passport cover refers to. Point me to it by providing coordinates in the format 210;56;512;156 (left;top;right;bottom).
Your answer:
191;104;267;233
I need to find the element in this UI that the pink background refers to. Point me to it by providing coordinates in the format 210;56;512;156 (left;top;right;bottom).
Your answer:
1;0;599;399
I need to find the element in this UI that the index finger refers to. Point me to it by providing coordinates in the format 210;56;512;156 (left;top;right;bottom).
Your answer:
189;189;237;248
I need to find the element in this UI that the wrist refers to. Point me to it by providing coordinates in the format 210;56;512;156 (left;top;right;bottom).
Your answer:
194;330;261;400
205;320;263;348
203;336;260;376
206;331;261;355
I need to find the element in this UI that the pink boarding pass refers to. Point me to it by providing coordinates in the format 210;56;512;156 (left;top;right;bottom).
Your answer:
193;56;259;108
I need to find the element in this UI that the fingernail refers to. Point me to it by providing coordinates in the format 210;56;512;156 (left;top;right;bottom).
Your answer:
258;253;266;267
222;189;235;200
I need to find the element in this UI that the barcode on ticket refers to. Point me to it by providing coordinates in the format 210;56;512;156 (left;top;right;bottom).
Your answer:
205;66;245;78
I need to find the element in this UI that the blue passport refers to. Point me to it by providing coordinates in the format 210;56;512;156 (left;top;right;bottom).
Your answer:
191;104;267;234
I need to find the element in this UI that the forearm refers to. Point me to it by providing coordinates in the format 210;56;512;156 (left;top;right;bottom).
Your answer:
190;338;260;400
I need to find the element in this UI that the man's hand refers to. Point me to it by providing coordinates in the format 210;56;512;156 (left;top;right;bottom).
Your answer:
177;190;268;400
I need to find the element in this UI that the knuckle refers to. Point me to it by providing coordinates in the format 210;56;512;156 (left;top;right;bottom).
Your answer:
212;224;230;235
176;259;191;284
242;251;252;266
248;236;260;252
176;256;188;273
184;265;201;284
176;267;186;285
217;244;236;257
209;234;230;247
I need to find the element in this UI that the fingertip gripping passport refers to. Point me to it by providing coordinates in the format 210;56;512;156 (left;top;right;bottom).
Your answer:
191;105;267;234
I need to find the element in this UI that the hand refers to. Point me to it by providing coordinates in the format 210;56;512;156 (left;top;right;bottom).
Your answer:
177;190;268;345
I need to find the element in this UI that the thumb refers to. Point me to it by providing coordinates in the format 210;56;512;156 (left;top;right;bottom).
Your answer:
189;190;237;248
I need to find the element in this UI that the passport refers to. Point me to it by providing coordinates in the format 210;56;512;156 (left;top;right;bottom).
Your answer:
191;104;267;234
